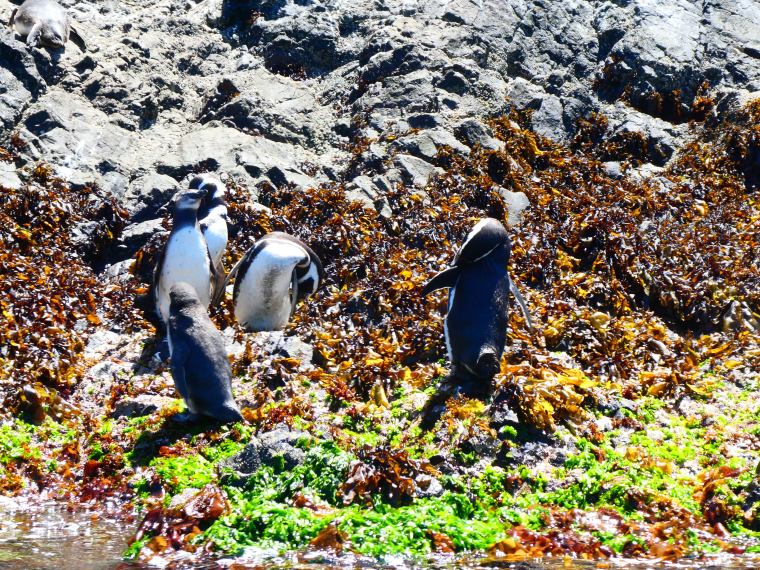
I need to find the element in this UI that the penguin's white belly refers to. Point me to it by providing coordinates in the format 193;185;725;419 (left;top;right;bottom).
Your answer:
202;215;228;267
157;228;211;323
235;243;305;331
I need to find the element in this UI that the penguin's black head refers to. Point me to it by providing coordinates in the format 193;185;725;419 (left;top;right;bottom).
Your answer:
295;251;324;301
454;218;511;266
40;26;66;49
190;173;226;199
169;282;202;310
173;187;206;212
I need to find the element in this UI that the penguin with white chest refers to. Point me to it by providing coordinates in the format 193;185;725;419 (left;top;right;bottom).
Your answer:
192;174;228;271
167;282;243;424
421;218;532;399
226;232;323;332
192;173;228;304
153;187;221;327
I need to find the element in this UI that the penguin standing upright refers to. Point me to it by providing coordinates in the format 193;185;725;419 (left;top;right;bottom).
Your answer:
192;174;228;271
421;218;531;398
153;187;219;326
167;282;243;424
192;173;228;304
226;232;323;332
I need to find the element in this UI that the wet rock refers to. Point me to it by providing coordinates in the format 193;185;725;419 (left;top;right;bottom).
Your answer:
220;428;314;482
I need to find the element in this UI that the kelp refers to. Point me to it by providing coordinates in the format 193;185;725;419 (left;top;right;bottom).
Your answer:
1;98;759;563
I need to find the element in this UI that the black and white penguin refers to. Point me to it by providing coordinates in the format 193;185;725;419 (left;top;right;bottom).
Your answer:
226;232;323;332
191;173;228;304
421;218;532;397
153;187;220;326
191;174;228;272
167;282;243;423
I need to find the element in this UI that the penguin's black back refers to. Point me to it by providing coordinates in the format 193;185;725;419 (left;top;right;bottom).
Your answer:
445;245;511;376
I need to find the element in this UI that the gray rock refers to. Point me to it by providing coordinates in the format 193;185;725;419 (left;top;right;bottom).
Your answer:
454;119;503;151
123;173;179;222
392;154;443;188
345;175;392;217
414;474;444;499
220;428;313;481
118;219;166;258
392;128;470;161
251;331;315;368
0;161;23;190
498;188;530;228
111;394;174;419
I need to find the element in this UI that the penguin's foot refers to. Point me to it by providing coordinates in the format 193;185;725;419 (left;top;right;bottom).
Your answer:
169;411;202;424
155;337;171;362
450;366;494;400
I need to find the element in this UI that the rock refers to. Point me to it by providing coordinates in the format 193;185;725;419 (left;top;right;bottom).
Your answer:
345;176;392;217
220;428;314;482
157;124;323;191
392;128;470;161
497;188;530;228
250;331;315;368
111;394;174;419
0;161;23;190
391;154;443;188
602;161;624;179
118;219;166;259
414;474;444;498
454;119;503;151
123;173;179;222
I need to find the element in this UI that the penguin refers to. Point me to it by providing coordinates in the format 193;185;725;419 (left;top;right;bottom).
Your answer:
9;0;86;51
167;282;243;424
226;232;323;332
421;218;532;398
153;187;220;327
191;173;228;304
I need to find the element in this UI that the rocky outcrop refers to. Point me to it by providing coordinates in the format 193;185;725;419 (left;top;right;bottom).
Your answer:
2;0;758;219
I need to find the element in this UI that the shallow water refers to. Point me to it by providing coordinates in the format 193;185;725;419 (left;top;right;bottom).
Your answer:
0;500;132;570
0;501;758;570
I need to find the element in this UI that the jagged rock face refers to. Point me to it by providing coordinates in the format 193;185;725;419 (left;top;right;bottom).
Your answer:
1;0;759;223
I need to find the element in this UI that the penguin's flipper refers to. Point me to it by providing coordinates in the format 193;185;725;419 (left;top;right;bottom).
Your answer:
26;23;42;47
289;269;299;318
69;26;87;52
509;276;534;332
169;345;191;403
421;266;460;296
210;258;226;307
8;8;17;29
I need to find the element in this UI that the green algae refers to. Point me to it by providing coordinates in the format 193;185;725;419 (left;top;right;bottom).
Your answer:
151;455;216;494
0;420;39;466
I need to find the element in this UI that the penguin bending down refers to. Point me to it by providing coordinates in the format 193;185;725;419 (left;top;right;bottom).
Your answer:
226;232;323;332
8;0;86;51
167;282;243;424
421;218;532;398
154;187;221;326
